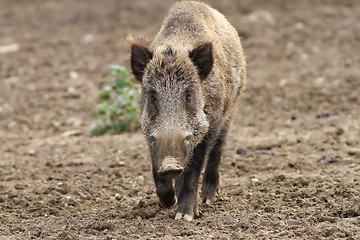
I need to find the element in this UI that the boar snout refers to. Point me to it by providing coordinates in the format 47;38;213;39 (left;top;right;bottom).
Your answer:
151;132;191;179
158;156;184;179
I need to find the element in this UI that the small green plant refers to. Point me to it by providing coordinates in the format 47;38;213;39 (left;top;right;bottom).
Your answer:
90;65;141;135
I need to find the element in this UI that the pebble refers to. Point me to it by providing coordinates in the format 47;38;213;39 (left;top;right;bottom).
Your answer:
109;161;125;168
63;87;81;98
295;22;305;30
15;184;28;190
316;111;338;119
287;219;302;226
27;149;37;156
82;34;95;43
251;178;259;183
114;193;122;200
290;114;297;120
317;155;341;164
25;149;36;157
228;187;244;196
236;147;247;155
0;44;20;54
273;174;286;182
69;71;79;79
329;121;337;127
316;112;330;118
255;150;281;156
61;130;82;137
328;155;340;163
288;162;296;168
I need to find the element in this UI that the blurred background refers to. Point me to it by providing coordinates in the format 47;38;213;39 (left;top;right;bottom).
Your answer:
0;0;359;239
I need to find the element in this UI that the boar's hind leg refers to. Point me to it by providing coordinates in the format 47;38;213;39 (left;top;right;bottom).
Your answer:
175;138;209;221
153;171;177;208
202;121;229;204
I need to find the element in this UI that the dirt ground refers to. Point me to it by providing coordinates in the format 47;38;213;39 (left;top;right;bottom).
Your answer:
0;0;359;239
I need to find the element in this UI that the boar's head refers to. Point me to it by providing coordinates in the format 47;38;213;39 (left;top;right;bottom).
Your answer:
130;42;213;179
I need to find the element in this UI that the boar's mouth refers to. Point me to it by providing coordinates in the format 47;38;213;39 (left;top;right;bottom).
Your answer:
157;156;184;179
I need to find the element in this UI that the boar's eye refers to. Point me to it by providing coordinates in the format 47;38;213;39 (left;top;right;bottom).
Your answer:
150;94;157;102
148;89;157;103
184;89;193;102
147;89;159;123
184;89;197;114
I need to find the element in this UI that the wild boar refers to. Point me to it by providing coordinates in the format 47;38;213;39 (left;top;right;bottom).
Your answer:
129;1;246;221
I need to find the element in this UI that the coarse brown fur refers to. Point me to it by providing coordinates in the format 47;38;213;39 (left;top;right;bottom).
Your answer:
129;1;246;221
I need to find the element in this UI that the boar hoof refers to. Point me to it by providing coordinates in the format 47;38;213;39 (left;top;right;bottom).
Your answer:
204;198;212;205
158;157;184;179
159;196;177;208
175;212;193;221
202;194;215;205
201;181;219;205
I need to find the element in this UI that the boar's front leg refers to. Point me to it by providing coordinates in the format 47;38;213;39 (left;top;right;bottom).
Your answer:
153;170;177;208
175;138;209;221
202;121;229;204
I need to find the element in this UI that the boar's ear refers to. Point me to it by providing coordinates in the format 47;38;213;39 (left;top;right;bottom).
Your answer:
130;44;153;82
189;42;213;80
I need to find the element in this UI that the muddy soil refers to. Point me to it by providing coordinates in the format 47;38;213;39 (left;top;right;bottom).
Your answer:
0;0;359;239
